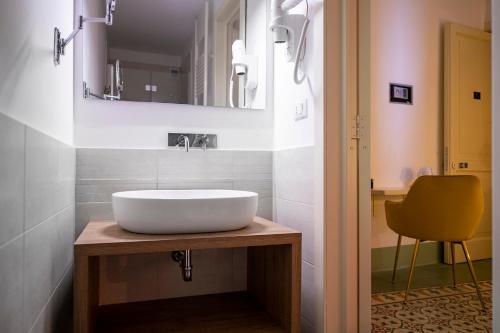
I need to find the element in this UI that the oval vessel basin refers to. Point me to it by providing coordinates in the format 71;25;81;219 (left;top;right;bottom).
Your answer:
112;190;258;234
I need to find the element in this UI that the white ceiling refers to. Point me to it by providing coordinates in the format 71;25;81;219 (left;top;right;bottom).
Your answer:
107;0;207;55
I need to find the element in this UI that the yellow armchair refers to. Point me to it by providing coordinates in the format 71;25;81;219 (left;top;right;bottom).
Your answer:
385;175;485;307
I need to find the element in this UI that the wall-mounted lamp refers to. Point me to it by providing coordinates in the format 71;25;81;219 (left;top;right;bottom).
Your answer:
54;0;117;65
269;0;309;84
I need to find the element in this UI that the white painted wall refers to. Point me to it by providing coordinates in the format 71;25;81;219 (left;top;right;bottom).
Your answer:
370;0;488;249
74;0;273;150
492;0;499;330
83;0;107;97
371;0;488;189
0;0;74;144
108;48;181;67
75;100;273;149
272;0;324;331
273;0;323;149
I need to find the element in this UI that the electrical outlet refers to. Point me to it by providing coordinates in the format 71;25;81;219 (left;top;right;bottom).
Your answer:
294;99;308;121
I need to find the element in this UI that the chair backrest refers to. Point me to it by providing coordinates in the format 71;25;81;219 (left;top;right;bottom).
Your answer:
391;175;484;241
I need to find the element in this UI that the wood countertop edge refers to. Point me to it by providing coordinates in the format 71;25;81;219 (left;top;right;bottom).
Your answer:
74;218;302;257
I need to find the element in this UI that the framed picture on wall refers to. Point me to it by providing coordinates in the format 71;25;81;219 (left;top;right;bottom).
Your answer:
390;83;413;105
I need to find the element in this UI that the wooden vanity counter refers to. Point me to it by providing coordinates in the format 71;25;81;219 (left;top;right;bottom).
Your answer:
74;217;302;333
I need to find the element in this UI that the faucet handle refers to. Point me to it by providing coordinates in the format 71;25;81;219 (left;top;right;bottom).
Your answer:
194;134;209;150
195;134;208;144
176;135;188;146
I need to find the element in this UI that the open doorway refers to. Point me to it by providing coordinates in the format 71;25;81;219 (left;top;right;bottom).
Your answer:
366;1;493;331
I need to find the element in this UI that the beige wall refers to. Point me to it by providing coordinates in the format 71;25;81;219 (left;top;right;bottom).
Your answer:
371;0;488;248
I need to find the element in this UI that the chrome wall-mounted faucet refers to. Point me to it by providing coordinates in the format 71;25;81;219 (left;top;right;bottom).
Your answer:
168;133;217;151
176;135;190;152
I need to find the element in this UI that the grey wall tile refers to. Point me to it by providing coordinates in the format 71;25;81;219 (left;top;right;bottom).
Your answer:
232;151;272;180
275;147;314;204
275;198;315;264
157;180;233;190
0;237;24;333
274;146;319;330
0;114;25;245
76;149;157;184
55;143;75;211
301;261;317;328
75;202;113;237
25;128;59;230
24;209;73;330
76;183;156;203
257;197;273;220
29;267;73;333
51;207;74;291
233;180;272;220
158;150;233;181
0;116;75;333
24;218;54;330
233;179;272;198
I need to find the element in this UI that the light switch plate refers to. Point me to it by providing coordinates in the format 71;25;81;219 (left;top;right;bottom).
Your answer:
294;99;308;121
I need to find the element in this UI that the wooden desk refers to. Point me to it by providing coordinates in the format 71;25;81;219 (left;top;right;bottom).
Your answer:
371;187;409;197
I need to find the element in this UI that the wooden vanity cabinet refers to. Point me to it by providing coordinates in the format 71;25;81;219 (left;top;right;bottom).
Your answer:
74;217;301;333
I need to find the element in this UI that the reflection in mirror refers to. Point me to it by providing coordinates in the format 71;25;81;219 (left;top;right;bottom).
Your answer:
83;0;267;110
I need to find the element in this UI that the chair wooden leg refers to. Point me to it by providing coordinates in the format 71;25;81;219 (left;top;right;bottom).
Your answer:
391;235;402;283
404;239;421;303
450;241;456;288
460;241;485;310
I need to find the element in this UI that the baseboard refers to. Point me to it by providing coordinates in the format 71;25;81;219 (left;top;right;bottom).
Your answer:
371;241;443;272
443;236;492;264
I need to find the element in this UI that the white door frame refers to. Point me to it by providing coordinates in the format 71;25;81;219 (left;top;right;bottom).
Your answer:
492;1;500;332
357;0;372;330
324;0;370;331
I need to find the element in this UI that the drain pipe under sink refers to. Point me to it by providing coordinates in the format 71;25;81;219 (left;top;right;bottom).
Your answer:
172;250;193;281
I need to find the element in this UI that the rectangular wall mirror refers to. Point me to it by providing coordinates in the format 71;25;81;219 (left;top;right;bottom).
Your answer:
83;0;267;110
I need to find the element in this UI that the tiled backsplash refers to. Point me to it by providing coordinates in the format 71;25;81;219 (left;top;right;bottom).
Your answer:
0;113;75;333
76;149;272;235
274;146;318;332
75;148;272;304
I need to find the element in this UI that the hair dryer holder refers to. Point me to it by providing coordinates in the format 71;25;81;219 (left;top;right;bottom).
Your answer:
270;13;307;62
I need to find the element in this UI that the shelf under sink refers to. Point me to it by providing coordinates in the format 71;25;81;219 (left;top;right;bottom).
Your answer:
96;292;286;333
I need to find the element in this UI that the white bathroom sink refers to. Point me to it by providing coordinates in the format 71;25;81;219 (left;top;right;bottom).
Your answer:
112;190;258;234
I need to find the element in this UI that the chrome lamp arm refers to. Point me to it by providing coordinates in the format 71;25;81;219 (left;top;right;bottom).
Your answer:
54;0;117;65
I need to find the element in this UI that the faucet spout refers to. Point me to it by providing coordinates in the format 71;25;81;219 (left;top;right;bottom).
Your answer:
183;136;190;152
176;135;190;152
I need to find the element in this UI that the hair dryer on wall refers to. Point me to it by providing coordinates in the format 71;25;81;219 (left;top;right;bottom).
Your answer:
229;40;258;108
269;0;309;84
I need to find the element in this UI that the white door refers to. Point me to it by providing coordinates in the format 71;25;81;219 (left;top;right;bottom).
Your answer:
444;23;492;262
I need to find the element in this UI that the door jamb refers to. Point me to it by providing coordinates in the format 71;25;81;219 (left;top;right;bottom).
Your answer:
324;0;370;331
